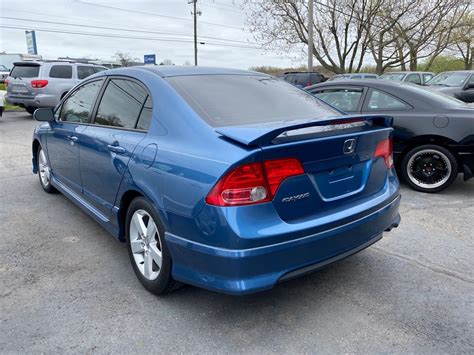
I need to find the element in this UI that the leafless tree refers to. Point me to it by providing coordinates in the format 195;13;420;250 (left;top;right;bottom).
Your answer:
449;13;474;69
113;51;138;67
244;0;471;74
244;0;383;74
393;0;470;71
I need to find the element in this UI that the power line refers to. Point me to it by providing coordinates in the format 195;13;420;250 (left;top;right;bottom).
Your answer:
75;0;244;30
0;24;262;49
0;16;254;46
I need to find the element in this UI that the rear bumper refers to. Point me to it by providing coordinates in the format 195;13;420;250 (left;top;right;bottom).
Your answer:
5;93;58;108
166;194;401;295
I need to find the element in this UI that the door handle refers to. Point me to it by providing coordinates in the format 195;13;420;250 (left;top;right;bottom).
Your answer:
66;135;78;142
107;144;126;154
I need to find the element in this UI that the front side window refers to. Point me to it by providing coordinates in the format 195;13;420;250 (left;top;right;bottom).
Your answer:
467;74;474;86
423;74;433;83
49;65;73;79
312;88;363;112
95;79;148;129
405;74;421;85
60;80;103;123
366;89;409;110
77;66;95;80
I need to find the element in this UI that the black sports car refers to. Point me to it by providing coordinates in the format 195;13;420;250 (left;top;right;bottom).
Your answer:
305;80;474;193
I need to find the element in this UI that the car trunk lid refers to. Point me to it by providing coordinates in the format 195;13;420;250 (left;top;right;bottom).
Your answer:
216;115;394;222
6;62;40;98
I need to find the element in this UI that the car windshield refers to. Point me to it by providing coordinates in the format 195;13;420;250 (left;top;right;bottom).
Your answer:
380;73;406;81
427;72;469;87
0;65;8;71
167;75;339;127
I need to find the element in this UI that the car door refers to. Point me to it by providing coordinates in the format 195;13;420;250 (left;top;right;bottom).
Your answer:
458;74;474;103
360;88;414;155
309;86;366;113
79;77;150;218
46;79;104;193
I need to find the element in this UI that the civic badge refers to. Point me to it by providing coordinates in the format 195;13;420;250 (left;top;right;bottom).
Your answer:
343;138;356;154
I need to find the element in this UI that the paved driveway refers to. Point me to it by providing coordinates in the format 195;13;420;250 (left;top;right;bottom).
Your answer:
1;111;473;353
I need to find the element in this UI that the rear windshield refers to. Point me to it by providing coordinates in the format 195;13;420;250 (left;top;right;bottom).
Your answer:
10;65;40;78
166;75;339;127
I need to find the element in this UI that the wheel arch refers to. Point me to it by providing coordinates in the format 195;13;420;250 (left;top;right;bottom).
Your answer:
32;139;41;174
395;135;459;170
118;189;144;241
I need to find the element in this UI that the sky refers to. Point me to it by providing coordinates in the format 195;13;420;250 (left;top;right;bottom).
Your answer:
0;0;307;69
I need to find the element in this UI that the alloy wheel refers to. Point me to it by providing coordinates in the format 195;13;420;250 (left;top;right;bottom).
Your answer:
407;149;452;189
38;149;51;187
129;209;163;281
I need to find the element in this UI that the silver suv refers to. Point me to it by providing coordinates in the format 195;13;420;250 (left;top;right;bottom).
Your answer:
5;61;107;114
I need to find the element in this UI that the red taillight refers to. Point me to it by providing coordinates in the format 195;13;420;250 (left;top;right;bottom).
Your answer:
206;158;305;206
375;138;394;168
264;158;305;196
31;79;48;88
4;79;8;87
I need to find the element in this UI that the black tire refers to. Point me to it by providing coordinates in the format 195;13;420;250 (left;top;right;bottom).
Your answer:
25;106;36;115
401;144;458;193
125;197;182;295
37;147;57;193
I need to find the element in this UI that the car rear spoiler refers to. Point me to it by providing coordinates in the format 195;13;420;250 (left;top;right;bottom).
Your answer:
216;115;393;146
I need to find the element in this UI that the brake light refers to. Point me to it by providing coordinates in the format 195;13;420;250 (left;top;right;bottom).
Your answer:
4;79;8;87
31;80;48;88
206;158;305;206
264;158;305;196
374;138;394;168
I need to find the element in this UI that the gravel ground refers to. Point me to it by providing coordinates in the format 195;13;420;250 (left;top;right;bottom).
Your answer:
1;111;473;353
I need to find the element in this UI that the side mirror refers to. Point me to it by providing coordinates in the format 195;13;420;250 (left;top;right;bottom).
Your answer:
465;83;474;90
33;108;55;122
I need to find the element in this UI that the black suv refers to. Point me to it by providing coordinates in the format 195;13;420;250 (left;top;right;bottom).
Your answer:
281;71;326;88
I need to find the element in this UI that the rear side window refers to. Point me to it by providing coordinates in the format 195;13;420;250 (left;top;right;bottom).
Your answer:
60;80;103;123
295;73;310;86
95;79;148;129
366;89;409;110
310;73;323;84
77;66;95;80
94;66;107;73
167;75;339;127
49;65;72;79
136;96;153;131
10;65;39;78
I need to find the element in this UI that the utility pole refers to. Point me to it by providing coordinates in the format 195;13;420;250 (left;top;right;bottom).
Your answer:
307;0;314;72
189;0;201;66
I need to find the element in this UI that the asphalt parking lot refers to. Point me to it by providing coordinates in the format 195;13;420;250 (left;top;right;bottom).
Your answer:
1;111;473;353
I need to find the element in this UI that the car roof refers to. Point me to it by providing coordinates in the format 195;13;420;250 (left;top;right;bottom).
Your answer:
434;70;474;74
306;78;411;91
381;71;433;75
137;65;269;78
12;61;104;66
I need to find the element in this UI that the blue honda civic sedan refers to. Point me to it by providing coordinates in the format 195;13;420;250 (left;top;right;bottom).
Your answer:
32;66;401;295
